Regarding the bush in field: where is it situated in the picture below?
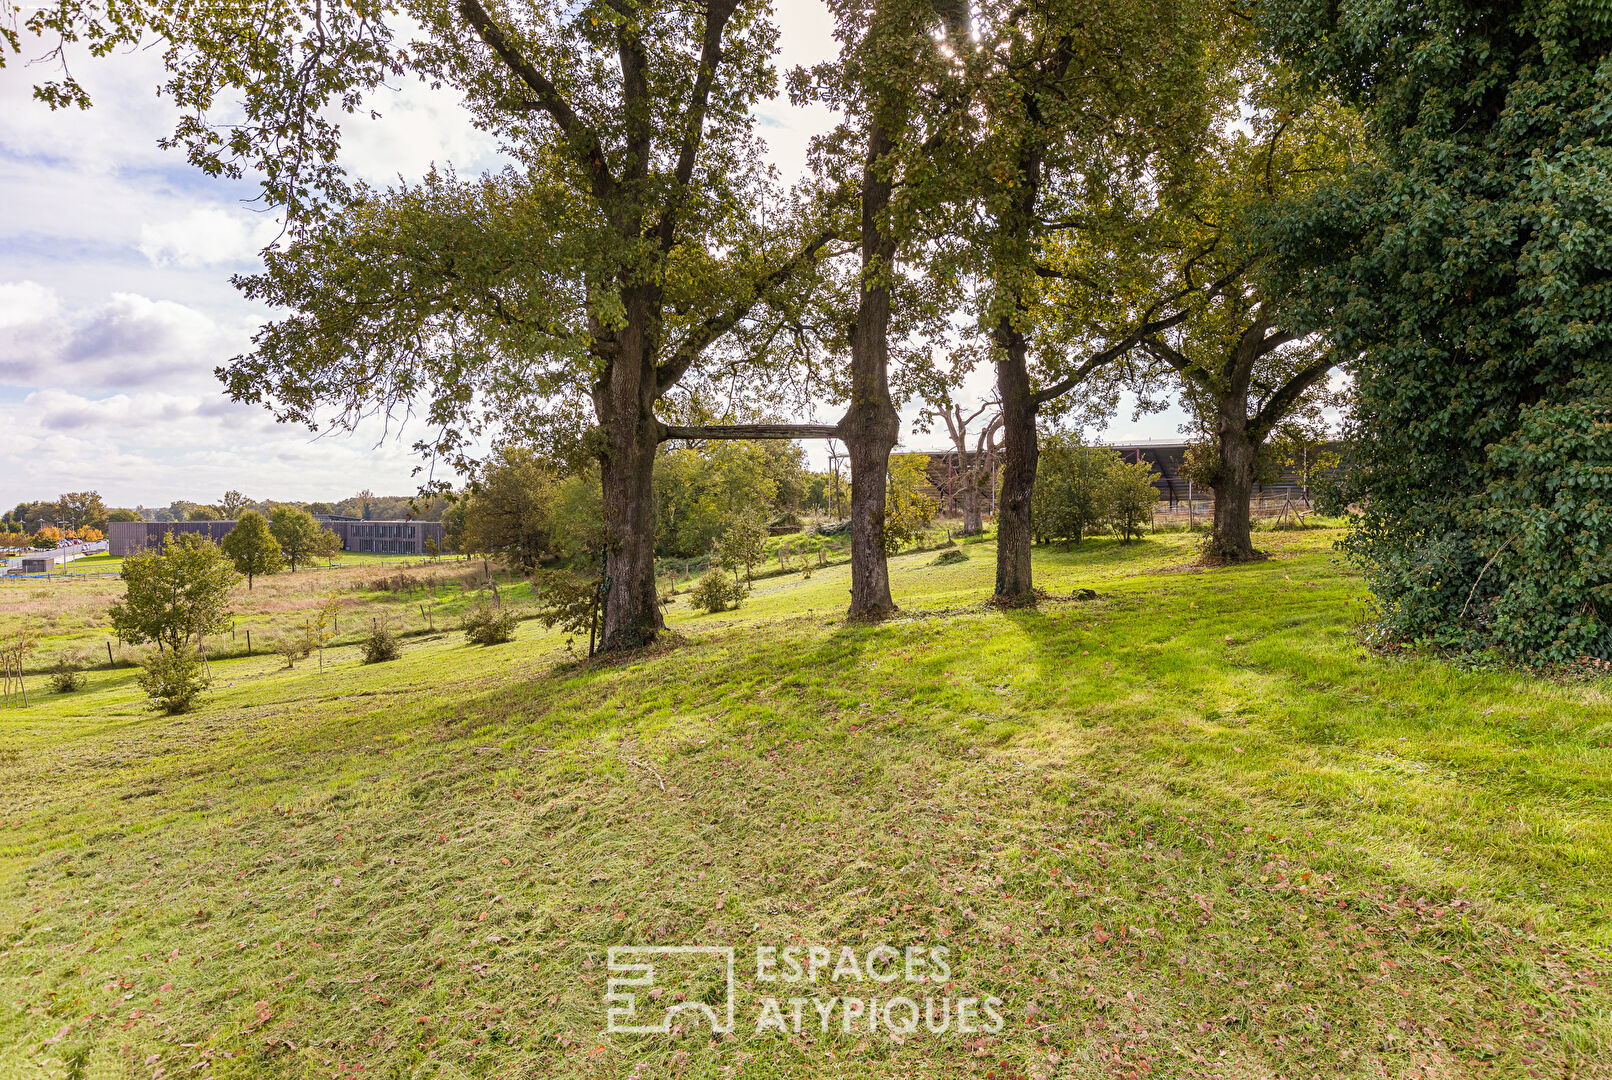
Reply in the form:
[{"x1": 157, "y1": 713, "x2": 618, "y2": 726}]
[
  {"x1": 1033, "y1": 435, "x2": 1160, "y2": 544},
  {"x1": 48, "y1": 657, "x2": 86, "y2": 693},
  {"x1": 463, "y1": 602, "x2": 517, "y2": 645},
  {"x1": 1106, "y1": 458, "x2": 1160, "y2": 542},
  {"x1": 361, "y1": 625, "x2": 400, "y2": 664},
  {"x1": 690, "y1": 567, "x2": 747, "y2": 613},
  {"x1": 882, "y1": 453, "x2": 939, "y2": 554},
  {"x1": 1032, "y1": 435, "x2": 1115, "y2": 545},
  {"x1": 137, "y1": 649, "x2": 210, "y2": 714},
  {"x1": 932, "y1": 548, "x2": 967, "y2": 566}
]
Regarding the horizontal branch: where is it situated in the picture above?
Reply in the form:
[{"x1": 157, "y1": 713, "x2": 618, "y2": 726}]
[{"x1": 659, "y1": 422, "x2": 841, "y2": 442}]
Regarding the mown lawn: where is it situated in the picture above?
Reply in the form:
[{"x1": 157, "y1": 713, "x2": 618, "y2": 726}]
[{"x1": 1, "y1": 527, "x2": 1609, "y2": 1079}]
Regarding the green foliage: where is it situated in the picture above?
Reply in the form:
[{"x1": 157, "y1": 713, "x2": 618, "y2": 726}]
[
  {"x1": 931, "y1": 548, "x2": 968, "y2": 565},
  {"x1": 715, "y1": 508, "x2": 769, "y2": 584},
  {"x1": 546, "y1": 471, "x2": 607, "y2": 565},
  {"x1": 689, "y1": 566, "x2": 748, "y2": 614},
  {"x1": 219, "y1": 510, "x2": 285, "y2": 588},
  {"x1": 456, "y1": 445, "x2": 561, "y2": 571},
  {"x1": 1106, "y1": 459, "x2": 1160, "y2": 542},
  {"x1": 1264, "y1": 0, "x2": 1612, "y2": 659},
  {"x1": 136, "y1": 648, "x2": 210, "y2": 715},
  {"x1": 1033, "y1": 438, "x2": 1159, "y2": 543},
  {"x1": 269, "y1": 506, "x2": 340, "y2": 571},
  {"x1": 882, "y1": 454, "x2": 939, "y2": 555},
  {"x1": 47, "y1": 658, "x2": 85, "y2": 694},
  {"x1": 655, "y1": 442, "x2": 807, "y2": 559},
  {"x1": 110, "y1": 533, "x2": 239, "y2": 655},
  {"x1": 462, "y1": 602, "x2": 516, "y2": 646},
  {"x1": 1033, "y1": 436, "x2": 1116, "y2": 545},
  {"x1": 532, "y1": 570, "x2": 601, "y2": 643},
  {"x1": 360, "y1": 624, "x2": 400, "y2": 664}
]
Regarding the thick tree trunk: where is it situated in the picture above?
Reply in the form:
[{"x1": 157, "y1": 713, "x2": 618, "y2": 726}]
[
  {"x1": 842, "y1": 401, "x2": 899, "y2": 618},
  {"x1": 597, "y1": 295, "x2": 666, "y2": 652},
  {"x1": 994, "y1": 324, "x2": 1037, "y2": 601},
  {"x1": 841, "y1": 120, "x2": 900, "y2": 621},
  {"x1": 1207, "y1": 415, "x2": 1259, "y2": 562}
]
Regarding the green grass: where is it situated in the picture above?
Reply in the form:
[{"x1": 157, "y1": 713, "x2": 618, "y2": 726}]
[{"x1": 2, "y1": 527, "x2": 1610, "y2": 1079}]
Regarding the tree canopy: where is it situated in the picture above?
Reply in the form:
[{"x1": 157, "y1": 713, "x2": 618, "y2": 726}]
[{"x1": 1263, "y1": 0, "x2": 1612, "y2": 659}]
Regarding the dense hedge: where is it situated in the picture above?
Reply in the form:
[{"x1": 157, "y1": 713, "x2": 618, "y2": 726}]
[{"x1": 1264, "y1": 0, "x2": 1612, "y2": 660}]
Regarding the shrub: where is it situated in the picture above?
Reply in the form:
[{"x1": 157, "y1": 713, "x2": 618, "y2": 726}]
[
  {"x1": 361, "y1": 625, "x2": 400, "y2": 664},
  {"x1": 932, "y1": 548, "x2": 968, "y2": 566},
  {"x1": 137, "y1": 649, "x2": 210, "y2": 714},
  {"x1": 1033, "y1": 436, "x2": 1116, "y2": 544},
  {"x1": 1105, "y1": 458, "x2": 1160, "y2": 542},
  {"x1": 275, "y1": 633, "x2": 313, "y2": 669},
  {"x1": 690, "y1": 567, "x2": 748, "y2": 614},
  {"x1": 463, "y1": 602, "x2": 517, "y2": 645},
  {"x1": 883, "y1": 454, "x2": 939, "y2": 554},
  {"x1": 48, "y1": 658, "x2": 86, "y2": 693}
]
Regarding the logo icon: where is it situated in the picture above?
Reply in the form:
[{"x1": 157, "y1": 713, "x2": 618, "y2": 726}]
[{"x1": 605, "y1": 946, "x2": 735, "y2": 1034}]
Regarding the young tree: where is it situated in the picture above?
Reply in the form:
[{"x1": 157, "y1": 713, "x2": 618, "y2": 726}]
[
  {"x1": 220, "y1": 491, "x2": 251, "y2": 518},
  {"x1": 219, "y1": 510, "x2": 286, "y2": 588},
  {"x1": 881, "y1": 453, "x2": 939, "y2": 554},
  {"x1": 269, "y1": 506, "x2": 340, "y2": 572},
  {"x1": 1105, "y1": 457, "x2": 1159, "y2": 542},
  {"x1": 716, "y1": 508, "x2": 769, "y2": 584},
  {"x1": 110, "y1": 533, "x2": 240, "y2": 654}
]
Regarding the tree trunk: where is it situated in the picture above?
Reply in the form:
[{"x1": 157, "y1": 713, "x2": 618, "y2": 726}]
[
  {"x1": 994, "y1": 323, "x2": 1037, "y2": 601},
  {"x1": 842, "y1": 400, "x2": 898, "y2": 619},
  {"x1": 1207, "y1": 415, "x2": 1259, "y2": 562},
  {"x1": 840, "y1": 119, "x2": 900, "y2": 621},
  {"x1": 597, "y1": 295, "x2": 667, "y2": 652},
  {"x1": 961, "y1": 469, "x2": 982, "y2": 536}
]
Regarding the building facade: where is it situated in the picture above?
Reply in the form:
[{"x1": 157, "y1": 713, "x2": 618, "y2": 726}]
[{"x1": 108, "y1": 518, "x2": 447, "y2": 558}]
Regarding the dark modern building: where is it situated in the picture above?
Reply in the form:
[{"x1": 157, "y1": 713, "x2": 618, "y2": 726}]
[{"x1": 108, "y1": 518, "x2": 447, "y2": 558}]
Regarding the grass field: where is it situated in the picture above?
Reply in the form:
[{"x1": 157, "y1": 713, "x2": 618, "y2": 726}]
[{"x1": 1, "y1": 526, "x2": 1609, "y2": 1079}]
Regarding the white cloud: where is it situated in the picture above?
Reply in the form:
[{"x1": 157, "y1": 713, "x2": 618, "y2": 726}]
[
  {"x1": 138, "y1": 208, "x2": 283, "y2": 268},
  {"x1": 0, "y1": 282, "x2": 247, "y2": 392}
]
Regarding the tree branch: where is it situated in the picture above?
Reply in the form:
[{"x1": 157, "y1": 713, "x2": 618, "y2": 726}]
[
  {"x1": 654, "y1": 0, "x2": 738, "y2": 249},
  {"x1": 655, "y1": 227, "x2": 839, "y2": 394},
  {"x1": 458, "y1": 0, "x2": 618, "y2": 203},
  {"x1": 1248, "y1": 353, "x2": 1337, "y2": 442},
  {"x1": 659, "y1": 422, "x2": 841, "y2": 442}
]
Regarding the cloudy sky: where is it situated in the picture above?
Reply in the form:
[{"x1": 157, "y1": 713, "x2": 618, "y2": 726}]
[{"x1": 0, "y1": 3, "x2": 1176, "y2": 512}]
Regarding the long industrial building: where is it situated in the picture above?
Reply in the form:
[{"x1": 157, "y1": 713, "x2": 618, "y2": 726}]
[{"x1": 108, "y1": 518, "x2": 447, "y2": 558}]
